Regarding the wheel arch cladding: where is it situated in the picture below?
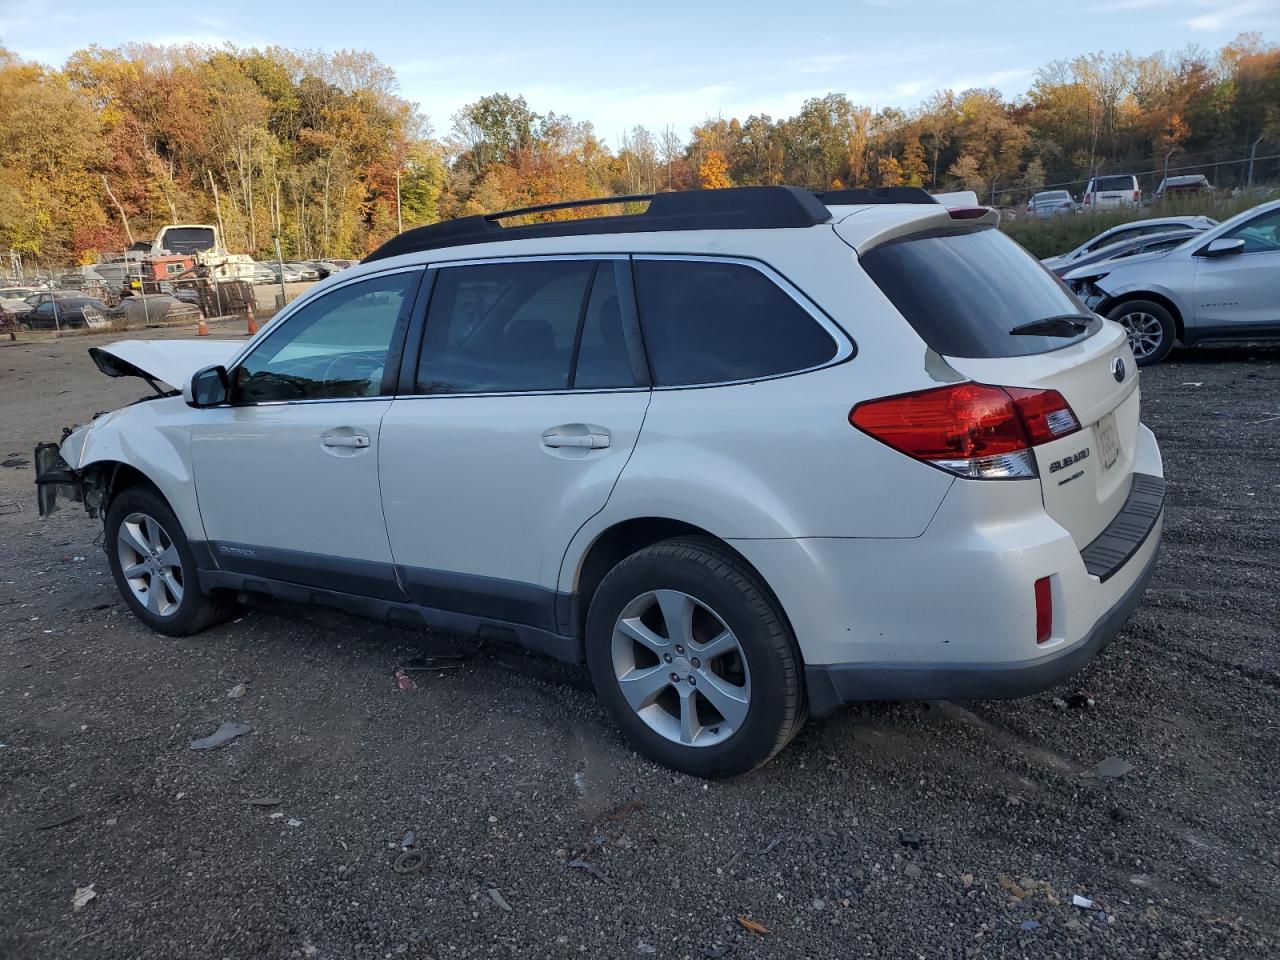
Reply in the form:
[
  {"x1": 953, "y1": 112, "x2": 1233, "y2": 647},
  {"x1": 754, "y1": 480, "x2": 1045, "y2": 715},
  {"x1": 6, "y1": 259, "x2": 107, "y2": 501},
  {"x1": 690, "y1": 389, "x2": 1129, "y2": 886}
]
[{"x1": 570, "y1": 518, "x2": 799, "y2": 656}]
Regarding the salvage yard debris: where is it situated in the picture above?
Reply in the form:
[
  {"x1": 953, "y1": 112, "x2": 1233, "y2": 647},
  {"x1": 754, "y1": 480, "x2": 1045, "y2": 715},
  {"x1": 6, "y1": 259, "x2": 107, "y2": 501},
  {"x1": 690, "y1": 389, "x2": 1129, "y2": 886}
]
[
  {"x1": 72, "y1": 884, "x2": 97, "y2": 910},
  {"x1": 188, "y1": 721, "x2": 251, "y2": 750},
  {"x1": 1081, "y1": 756, "x2": 1135, "y2": 780},
  {"x1": 392, "y1": 850, "x2": 428, "y2": 874},
  {"x1": 566, "y1": 856, "x2": 608, "y2": 883}
]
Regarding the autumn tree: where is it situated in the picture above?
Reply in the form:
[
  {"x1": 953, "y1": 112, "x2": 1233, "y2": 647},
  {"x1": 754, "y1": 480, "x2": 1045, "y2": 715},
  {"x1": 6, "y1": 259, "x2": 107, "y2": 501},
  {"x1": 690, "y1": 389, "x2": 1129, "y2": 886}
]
[{"x1": 698, "y1": 150, "x2": 733, "y2": 189}]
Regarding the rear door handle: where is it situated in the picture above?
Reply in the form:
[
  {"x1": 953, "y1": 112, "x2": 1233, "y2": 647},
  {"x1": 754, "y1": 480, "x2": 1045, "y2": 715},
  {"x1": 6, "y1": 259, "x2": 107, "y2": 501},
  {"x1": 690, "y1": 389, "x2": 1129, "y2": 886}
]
[
  {"x1": 322, "y1": 434, "x2": 370, "y2": 448},
  {"x1": 542, "y1": 429, "x2": 610, "y2": 449}
]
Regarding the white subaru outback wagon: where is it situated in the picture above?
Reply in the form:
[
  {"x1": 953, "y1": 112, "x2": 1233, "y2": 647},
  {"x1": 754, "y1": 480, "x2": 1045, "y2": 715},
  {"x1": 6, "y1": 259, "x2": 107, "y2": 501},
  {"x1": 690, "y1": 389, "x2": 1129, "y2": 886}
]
[{"x1": 35, "y1": 187, "x2": 1165, "y2": 778}]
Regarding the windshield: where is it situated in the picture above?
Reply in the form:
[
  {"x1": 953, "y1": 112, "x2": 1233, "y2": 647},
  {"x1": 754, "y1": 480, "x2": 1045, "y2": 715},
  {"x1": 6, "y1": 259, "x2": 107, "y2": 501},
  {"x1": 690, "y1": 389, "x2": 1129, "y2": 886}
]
[{"x1": 860, "y1": 226, "x2": 1099, "y2": 358}]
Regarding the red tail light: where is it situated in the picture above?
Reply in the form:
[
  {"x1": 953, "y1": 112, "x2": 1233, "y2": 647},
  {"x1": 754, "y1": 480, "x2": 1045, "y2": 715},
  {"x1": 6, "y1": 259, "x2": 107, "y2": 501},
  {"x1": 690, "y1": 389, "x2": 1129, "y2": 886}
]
[
  {"x1": 1035, "y1": 576, "x2": 1053, "y2": 644},
  {"x1": 1132, "y1": 190, "x2": 1140, "y2": 202},
  {"x1": 849, "y1": 383, "x2": 1080, "y2": 480},
  {"x1": 1005, "y1": 386, "x2": 1081, "y2": 444}
]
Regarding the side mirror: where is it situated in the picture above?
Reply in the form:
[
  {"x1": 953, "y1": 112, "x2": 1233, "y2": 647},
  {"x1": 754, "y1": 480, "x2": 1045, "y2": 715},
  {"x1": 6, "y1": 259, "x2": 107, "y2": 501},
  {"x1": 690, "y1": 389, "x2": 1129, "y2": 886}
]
[
  {"x1": 184, "y1": 364, "x2": 230, "y2": 408},
  {"x1": 1199, "y1": 237, "x2": 1245, "y2": 258}
]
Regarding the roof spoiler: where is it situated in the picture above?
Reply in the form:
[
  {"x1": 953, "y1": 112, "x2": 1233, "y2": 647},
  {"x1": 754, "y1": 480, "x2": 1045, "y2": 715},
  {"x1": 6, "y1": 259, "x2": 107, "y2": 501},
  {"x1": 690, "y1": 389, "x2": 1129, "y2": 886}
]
[{"x1": 816, "y1": 187, "x2": 939, "y2": 205}]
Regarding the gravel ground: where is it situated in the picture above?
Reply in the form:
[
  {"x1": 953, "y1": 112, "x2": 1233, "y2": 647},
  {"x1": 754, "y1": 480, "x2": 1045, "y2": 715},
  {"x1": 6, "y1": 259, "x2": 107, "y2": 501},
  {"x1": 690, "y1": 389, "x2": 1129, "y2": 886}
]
[{"x1": 1, "y1": 327, "x2": 1277, "y2": 959}]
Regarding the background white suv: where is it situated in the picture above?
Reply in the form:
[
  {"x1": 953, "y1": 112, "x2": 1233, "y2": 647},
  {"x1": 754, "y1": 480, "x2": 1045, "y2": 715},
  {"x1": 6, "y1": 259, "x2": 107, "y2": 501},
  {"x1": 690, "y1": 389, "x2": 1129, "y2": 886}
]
[
  {"x1": 1083, "y1": 174, "x2": 1141, "y2": 210},
  {"x1": 1064, "y1": 199, "x2": 1280, "y2": 364},
  {"x1": 36, "y1": 187, "x2": 1165, "y2": 778}
]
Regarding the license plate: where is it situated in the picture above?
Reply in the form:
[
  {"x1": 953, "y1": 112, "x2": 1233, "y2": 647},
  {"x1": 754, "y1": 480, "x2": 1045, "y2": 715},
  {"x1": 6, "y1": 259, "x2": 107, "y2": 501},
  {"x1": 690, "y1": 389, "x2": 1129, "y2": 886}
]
[{"x1": 1096, "y1": 412, "x2": 1120, "y2": 471}]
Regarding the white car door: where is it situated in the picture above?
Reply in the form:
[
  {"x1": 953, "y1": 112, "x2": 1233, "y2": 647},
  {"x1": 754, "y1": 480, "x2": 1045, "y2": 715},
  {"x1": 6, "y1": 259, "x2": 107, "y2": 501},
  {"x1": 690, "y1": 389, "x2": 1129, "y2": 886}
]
[
  {"x1": 378, "y1": 257, "x2": 650, "y2": 645},
  {"x1": 191, "y1": 267, "x2": 424, "y2": 599},
  {"x1": 1193, "y1": 207, "x2": 1280, "y2": 334}
]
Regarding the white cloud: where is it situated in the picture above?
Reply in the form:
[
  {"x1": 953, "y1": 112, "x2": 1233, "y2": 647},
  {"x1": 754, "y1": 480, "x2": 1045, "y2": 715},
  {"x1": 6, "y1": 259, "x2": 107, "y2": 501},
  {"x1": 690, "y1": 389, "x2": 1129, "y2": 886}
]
[{"x1": 1188, "y1": 0, "x2": 1266, "y2": 31}]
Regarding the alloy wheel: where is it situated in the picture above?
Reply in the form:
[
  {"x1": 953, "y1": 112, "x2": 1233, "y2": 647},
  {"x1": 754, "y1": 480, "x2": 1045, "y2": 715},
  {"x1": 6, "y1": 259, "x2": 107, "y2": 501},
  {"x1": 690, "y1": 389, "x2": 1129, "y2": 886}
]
[
  {"x1": 117, "y1": 512, "x2": 184, "y2": 617},
  {"x1": 1117, "y1": 310, "x2": 1164, "y2": 360},
  {"x1": 610, "y1": 589, "x2": 751, "y2": 747}
]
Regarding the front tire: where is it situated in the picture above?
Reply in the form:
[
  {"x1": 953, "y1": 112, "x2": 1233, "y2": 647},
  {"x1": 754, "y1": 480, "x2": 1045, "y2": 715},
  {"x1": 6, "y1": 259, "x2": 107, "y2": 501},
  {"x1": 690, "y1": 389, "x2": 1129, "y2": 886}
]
[
  {"x1": 1108, "y1": 299, "x2": 1176, "y2": 366},
  {"x1": 105, "y1": 485, "x2": 232, "y2": 636},
  {"x1": 585, "y1": 537, "x2": 805, "y2": 778}
]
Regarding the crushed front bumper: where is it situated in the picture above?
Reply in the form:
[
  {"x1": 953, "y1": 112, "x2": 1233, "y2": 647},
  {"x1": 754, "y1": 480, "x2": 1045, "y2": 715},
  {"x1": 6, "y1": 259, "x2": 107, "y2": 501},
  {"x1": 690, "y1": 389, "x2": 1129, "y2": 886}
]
[{"x1": 33, "y1": 441, "x2": 85, "y2": 517}]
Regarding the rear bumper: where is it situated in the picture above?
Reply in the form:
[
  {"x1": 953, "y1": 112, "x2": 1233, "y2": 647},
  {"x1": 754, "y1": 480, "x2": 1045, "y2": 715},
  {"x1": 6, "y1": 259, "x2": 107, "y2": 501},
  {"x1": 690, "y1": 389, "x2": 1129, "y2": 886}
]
[{"x1": 803, "y1": 526, "x2": 1160, "y2": 714}]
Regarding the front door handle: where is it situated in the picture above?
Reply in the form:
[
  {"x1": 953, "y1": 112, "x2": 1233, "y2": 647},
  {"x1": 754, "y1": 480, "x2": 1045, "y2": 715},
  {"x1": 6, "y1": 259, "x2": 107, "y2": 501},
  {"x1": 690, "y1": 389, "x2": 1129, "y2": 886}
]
[
  {"x1": 543, "y1": 428, "x2": 610, "y2": 449},
  {"x1": 322, "y1": 434, "x2": 370, "y2": 448}
]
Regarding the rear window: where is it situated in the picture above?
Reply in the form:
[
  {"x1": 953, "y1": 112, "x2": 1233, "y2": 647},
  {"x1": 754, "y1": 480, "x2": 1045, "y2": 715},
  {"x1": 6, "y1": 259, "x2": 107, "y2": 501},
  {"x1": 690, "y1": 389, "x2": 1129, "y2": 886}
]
[
  {"x1": 860, "y1": 227, "x2": 1098, "y2": 358},
  {"x1": 1094, "y1": 176, "x2": 1135, "y2": 193},
  {"x1": 632, "y1": 259, "x2": 838, "y2": 386}
]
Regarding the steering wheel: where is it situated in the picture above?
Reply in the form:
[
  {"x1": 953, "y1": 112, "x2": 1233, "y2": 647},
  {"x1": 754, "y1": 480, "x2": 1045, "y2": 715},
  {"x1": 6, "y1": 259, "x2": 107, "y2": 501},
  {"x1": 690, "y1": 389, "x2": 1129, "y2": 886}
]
[{"x1": 322, "y1": 353, "x2": 385, "y2": 396}]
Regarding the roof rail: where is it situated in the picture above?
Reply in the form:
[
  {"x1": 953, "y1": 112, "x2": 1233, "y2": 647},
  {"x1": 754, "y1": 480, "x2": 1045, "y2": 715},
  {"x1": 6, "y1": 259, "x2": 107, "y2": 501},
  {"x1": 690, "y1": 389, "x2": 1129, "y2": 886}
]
[
  {"x1": 815, "y1": 187, "x2": 939, "y2": 205},
  {"x1": 362, "y1": 186, "x2": 832, "y2": 262}
]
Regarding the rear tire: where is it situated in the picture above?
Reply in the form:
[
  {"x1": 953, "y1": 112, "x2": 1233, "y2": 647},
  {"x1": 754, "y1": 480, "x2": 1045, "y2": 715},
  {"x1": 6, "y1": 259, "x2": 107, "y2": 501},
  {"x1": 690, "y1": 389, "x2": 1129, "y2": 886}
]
[
  {"x1": 1108, "y1": 299, "x2": 1176, "y2": 366},
  {"x1": 105, "y1": 485, "x2": 233, "y2": 636},
  {"x1": 585, "y1": 537, "x2": 805, "y2": 778}
]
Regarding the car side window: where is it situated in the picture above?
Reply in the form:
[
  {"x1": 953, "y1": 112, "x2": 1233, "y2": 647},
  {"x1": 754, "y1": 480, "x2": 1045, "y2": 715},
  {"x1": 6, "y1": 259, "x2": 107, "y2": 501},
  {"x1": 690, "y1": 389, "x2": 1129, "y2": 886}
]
[
  {"x1": 233, "y1": 270, "x2": 418, "y2": 404},
  {"x1": 632, "y1": 259, "x2": 838, "y2": 386},
  {"x1": 1221, "y1": 209, "x2": 1280, "y2": 254},
  {"x1": 416, "y1": 259, "x2": 634, "y2": 393}
]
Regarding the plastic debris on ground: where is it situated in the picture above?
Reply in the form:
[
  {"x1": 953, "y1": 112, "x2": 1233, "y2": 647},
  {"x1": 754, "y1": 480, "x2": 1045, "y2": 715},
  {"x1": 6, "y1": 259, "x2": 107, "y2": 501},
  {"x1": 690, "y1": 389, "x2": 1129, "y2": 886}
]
[
  {"x1": 1067, "y1": 689, "x2": 1095, "y2": 709},
  {"x1": 72, "y1": 884, "x2": 97, "y2": 910},
  {"x1": 393, "y1": 668, "x2": 417, "y2": 691},
  {"x1": 189, "y1": 721, "x2": 252, "y2": 751},
  {"x1": 487, "y1": 887, "x2": 512, "y2": 912},
  {"x1": 226, "y1": 682, "x2": 248, "y2": 699},
  {"x1": 736, "y1": 916, "x2": 769, "y2": 935},
  {"x1": 392, "y1": 849, "x2": 428, "y2": 874},
  {"x1": 1072, "y1": 894, "x2": 1096, "y2": 909},
  {"x1": 1081, "y1": 756, "x2": 1134, "y2": 780},
  {"x1": 1020, "y1": 919, "x2": 1041, "y2": 931},
  {"x1": 897, "y1": 829, "x2": 922, "y2": 849},
  {"x1": 567, "y1": 857, "x2": 608, "y2": 883}
]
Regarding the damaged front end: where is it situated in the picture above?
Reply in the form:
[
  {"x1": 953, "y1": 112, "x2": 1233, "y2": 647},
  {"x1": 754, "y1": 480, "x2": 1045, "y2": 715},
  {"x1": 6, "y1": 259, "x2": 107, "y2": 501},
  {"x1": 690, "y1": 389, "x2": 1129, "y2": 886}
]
[{"x1": 33, "y1": 438, "x2": 99, "y2": 517}]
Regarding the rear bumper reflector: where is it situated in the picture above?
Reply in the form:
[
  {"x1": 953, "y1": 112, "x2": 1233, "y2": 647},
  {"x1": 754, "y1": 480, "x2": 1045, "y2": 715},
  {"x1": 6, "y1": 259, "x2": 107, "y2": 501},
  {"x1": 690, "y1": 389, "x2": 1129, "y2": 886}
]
[{"x1": 1034, "y1": 577, "x2": 1052, "y2": 644}]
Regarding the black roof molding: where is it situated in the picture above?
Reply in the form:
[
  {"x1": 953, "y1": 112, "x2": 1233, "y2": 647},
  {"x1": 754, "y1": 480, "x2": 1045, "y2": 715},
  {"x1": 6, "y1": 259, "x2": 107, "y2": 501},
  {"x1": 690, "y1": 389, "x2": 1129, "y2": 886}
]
[
  {"x1": 816, "y1": 187, "x2": 939, "y2": 205},
  {"x1": 363, "y1": 186, "x2": 833, "y2": 263}
]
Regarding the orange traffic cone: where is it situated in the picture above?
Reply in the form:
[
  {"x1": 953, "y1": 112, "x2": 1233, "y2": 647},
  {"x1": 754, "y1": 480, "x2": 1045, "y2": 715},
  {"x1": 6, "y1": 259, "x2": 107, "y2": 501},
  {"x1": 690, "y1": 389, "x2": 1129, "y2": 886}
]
[
  {"x1": 246, "y1": 301, "x2": 259, "y2": 336},
  {"x1": 197, "y1": 315, "x2": 209, "y2": 337}
]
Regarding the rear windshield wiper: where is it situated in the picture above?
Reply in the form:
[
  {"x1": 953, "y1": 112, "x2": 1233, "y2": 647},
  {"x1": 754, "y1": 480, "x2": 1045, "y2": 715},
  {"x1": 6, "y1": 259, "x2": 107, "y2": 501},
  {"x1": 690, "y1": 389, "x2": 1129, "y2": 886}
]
[{"x1": 1009, "y1": 314, "x2": 1093, "y2": 338}]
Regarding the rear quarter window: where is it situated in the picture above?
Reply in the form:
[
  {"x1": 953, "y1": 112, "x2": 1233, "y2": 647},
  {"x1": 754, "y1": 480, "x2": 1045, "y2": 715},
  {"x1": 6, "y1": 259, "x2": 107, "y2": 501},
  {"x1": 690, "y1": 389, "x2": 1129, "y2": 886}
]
[
  {"x1": 632, "y1": 259, "x2": 838, "y2": 386},
  {"x1": 860, "y1": 226, "x2": 1098, "y2": 358}
]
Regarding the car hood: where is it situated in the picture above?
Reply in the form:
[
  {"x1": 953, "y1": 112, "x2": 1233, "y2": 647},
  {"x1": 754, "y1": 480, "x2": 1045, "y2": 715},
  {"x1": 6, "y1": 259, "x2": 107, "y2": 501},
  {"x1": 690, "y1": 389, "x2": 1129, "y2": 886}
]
[
  {"x1": 1060, "y1": 247, "x2": 1178, "y2": 281},
  {"x1": 88, "y1": 339, "x2": 242, "y2": 389}
]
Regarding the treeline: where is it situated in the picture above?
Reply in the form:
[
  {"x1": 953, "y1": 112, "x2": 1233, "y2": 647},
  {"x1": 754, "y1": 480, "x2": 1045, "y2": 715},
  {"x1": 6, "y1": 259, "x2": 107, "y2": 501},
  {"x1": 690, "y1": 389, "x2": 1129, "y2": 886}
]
[{"x1": 1, "y1": 34, "x2": 1277, "y2": 265}]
